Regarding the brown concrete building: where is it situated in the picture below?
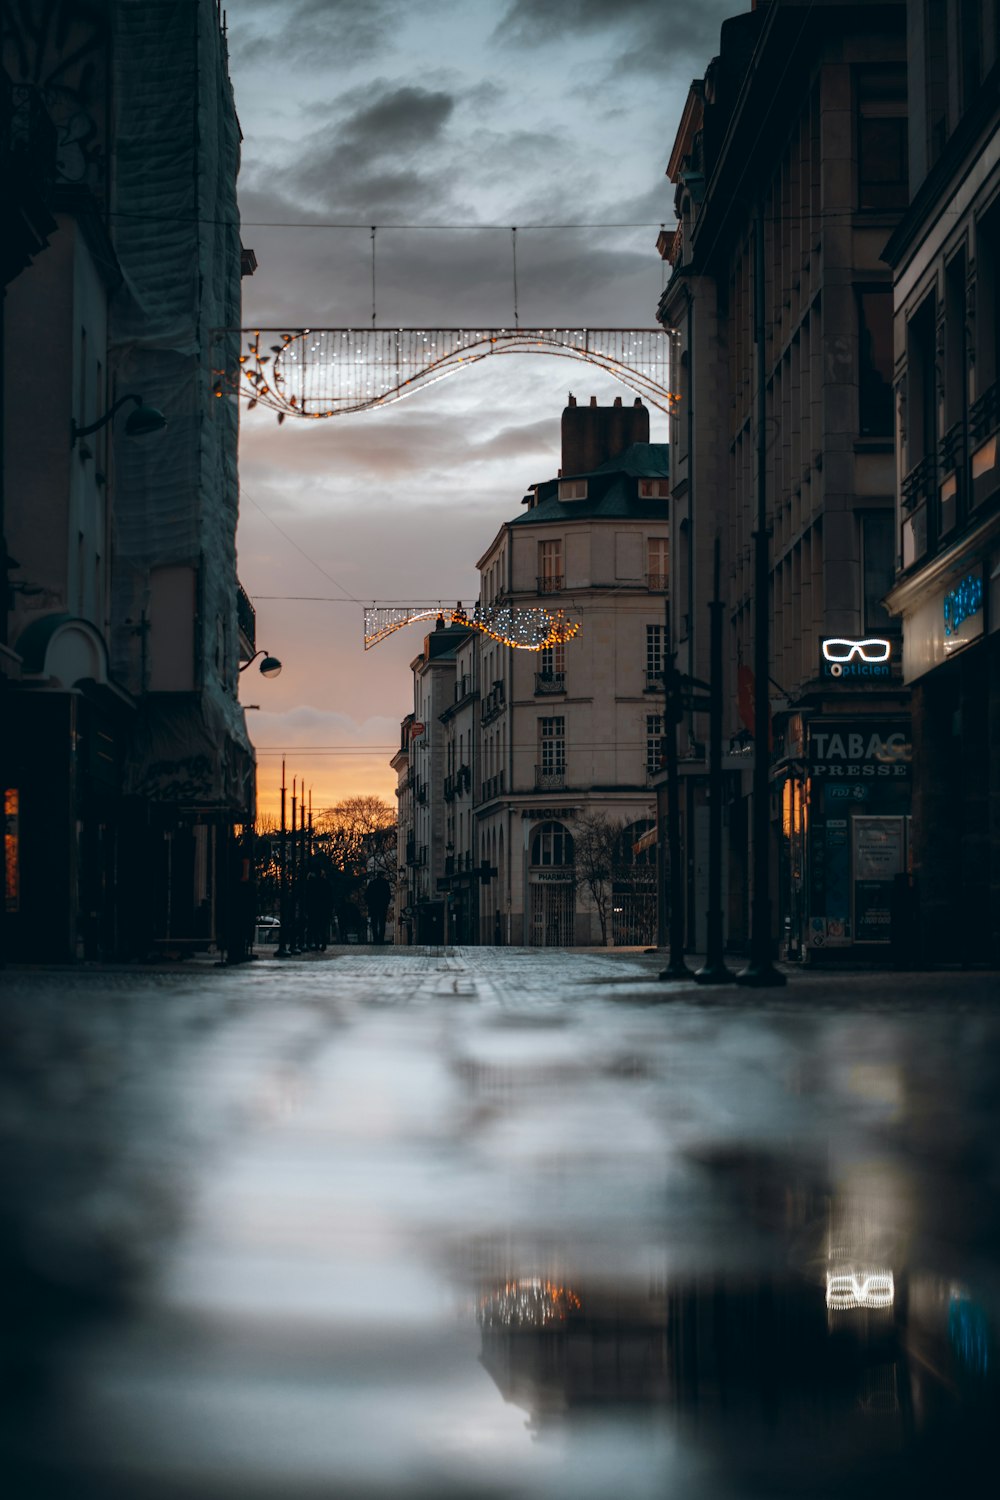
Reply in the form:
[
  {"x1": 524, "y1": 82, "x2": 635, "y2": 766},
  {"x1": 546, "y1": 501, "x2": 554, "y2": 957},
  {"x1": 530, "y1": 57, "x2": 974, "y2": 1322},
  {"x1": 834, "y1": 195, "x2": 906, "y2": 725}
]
[
  {"x1": 883, "y1": 0, "x2": 1000, "y2": 965},
  {"x1": 657, "y1": 0, "x2": 912, "y2": 963}
]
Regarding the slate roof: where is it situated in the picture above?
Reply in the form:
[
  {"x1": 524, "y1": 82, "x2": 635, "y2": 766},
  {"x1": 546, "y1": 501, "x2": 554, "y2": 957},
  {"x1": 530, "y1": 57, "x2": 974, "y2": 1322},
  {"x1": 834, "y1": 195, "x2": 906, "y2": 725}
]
[{"x1": 509, "y1": 442, "x2": 669, "y2": 527}]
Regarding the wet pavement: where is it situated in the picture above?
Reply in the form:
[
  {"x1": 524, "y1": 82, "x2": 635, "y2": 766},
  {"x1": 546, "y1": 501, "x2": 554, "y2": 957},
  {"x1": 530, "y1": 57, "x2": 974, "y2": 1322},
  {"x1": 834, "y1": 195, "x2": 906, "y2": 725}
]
[{"x1": 1, "y1": 947, "x2": 998, "y2": 1498}]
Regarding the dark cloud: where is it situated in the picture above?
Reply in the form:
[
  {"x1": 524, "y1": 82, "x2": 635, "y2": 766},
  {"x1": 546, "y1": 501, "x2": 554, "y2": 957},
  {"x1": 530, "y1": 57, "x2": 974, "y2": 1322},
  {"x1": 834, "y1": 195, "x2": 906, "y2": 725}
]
[
  {"x1": 493, "y1": 0, "x2": 751, "y2": 77},
  {"x1": 228, "y1": 0, "x2": 402, "y2": 69}
]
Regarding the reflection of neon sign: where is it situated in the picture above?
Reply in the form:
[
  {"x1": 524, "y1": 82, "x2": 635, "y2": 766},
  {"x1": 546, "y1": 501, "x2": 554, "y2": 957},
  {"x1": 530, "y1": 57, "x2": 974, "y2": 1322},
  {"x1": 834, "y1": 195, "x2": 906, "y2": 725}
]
[
  {"x1": 826, "y1": 1270, "x2": 895, "y2": 1310},
  {"x1": 821, "y1": 639, "x2": 892, "y2": 679},
  {"x1": 943, "y1": 573, "x2": 982, "y2": 638}
]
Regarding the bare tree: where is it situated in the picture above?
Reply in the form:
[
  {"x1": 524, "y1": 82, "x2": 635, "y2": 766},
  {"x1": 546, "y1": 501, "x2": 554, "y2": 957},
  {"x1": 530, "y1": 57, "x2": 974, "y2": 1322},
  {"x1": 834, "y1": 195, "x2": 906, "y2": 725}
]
[
  {"x1": 573, "y1": 812, "x2": 629, "y2": 946},
  {"x1": 314, "y1": 795, "x2": 397, "y2": 885}
]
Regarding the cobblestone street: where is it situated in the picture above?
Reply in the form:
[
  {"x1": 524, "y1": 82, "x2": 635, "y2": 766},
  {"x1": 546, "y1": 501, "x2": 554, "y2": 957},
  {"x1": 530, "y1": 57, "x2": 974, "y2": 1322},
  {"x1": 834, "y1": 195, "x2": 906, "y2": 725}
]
[{"x1": 2, "y1": 948, "x2": 999, "y2": 1498}]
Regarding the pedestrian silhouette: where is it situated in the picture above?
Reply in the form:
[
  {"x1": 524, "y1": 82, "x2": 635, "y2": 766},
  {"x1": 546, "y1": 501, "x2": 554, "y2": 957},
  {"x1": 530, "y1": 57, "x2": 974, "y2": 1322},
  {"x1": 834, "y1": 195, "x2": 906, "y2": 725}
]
[{"x1": 365, "y1": 874, "x2": 391, "y2": 944}]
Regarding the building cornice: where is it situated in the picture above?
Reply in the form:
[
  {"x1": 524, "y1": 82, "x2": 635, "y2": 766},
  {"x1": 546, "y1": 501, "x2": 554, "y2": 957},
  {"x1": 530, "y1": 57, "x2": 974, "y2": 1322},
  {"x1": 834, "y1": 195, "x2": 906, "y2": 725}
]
[{"x1": 884, "y1": 507, "x2": 1000, "y2": 616}]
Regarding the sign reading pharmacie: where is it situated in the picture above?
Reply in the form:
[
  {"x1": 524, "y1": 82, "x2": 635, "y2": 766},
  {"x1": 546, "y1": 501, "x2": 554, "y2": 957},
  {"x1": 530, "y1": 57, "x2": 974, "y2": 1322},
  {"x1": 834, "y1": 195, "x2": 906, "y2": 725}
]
[{"x1": 807, "y1": 719, "x2": 911, "y2": 778}]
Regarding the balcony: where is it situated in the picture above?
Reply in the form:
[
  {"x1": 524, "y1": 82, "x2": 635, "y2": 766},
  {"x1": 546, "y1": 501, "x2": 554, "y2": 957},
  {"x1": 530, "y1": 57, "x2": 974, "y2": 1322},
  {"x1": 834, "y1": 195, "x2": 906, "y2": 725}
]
[
  {"x1": 480, "y1": 771, "x2": 505, "y2": 802},
  {"x1": 536, "y1": 574, "x2": 564, "y2": 594},
  {"x1": 236, "y1": 580, "x2": 256, "y2": 655},
  {"x1": 481, "y1": 681, "x2": 506, "y2": 723},
  {"x1": 644, "y1": 670, "x2": 664, "y2": 692},
  {"x1": 646, "y1": 572, "x2": 668, "y2": 592},
  {"x1": 535, "y1": 765, "x2": 566, "y2": 791},
  {"x1": 443, "y1": 774, "x2": 456, "y2": 802},
  {"x1": 534, "y1": 671, "x2": 566, "y2": 694}
]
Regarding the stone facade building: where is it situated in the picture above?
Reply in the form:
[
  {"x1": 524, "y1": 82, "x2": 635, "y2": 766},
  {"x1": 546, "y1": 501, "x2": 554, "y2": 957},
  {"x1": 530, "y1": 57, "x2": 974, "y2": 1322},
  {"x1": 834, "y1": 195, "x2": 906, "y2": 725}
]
[
  {"x1": 883, "y1": 0, "x2": 1000, "y2": 963},
  {"x1": 657, "y1": 0, "x2": 913, "y2": 963},
  {"x1": 395, "y1": 399, "x2": 667, "y2": 946},
  {"x1": 1, "y1": 2, "x2": 256, "y2": 961}
]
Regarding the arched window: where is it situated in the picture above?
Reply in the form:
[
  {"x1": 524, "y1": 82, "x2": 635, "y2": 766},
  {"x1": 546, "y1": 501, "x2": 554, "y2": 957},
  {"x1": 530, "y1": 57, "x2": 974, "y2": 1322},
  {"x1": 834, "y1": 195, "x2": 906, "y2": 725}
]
[{"x1": 531, "y1": 820, "x2": 575, "y2": 868}]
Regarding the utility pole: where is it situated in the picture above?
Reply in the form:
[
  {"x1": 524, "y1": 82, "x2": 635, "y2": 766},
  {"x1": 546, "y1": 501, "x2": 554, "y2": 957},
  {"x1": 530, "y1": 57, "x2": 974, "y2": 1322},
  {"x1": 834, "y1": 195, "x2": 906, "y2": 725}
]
[
  {"x1": 277, "y1": 759, "x2": 289, "y2": 958},
  {"x1": 695, "y1": 536, "x2": 733, "y2": 984},
  {"x1": 737, "y1": 205, "x2": 786, "y2": 987},
  {"x1": 659, "y1": 598, "x2": 692, "y2": 981}
]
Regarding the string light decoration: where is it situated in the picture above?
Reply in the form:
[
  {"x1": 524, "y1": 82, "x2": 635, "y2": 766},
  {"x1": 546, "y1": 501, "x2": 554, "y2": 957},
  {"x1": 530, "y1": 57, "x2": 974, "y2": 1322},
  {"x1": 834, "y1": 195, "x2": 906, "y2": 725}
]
[
  {"x1": 364, "y1": 600, "x2": 581, "y2": 651},
  {"x1": 477, "y1": 1278, "x2": 582, "y2": 1330},
  {"x1": 214, "y1": 327, "x2": 679, "y2": 421}
]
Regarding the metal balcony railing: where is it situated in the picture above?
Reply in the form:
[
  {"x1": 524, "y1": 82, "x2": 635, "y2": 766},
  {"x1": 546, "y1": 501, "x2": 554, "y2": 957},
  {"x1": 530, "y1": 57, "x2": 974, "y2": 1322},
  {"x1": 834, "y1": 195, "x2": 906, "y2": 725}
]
[
  {"x1": 480, "y1": 772, "x2": 505, "y2": 802},
  {"x1": 534, "y1": 671, "x2": 566, "y2": 694},
  {"x1": 536, "y1": 574, "x2": 564, "y2": 594},
  {"x1": 236, "y1": 580, "x2": 256, "y2": 652},
  {"x1": 645, "y1": 669, "x2": 664, "y2": 692},
  {"x1": 535, "y1": 764, "x2": 566, "y2": 791},
  {"x1": 646, "y1": 572, "x2": 668, "y2": 592}
]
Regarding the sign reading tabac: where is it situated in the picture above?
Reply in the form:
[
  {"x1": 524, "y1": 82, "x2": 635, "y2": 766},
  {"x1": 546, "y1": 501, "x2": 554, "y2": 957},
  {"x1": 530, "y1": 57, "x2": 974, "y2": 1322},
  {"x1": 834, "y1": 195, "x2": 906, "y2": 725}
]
[{"x1": 807, "y1": 720, "x2": 911, "y2": 778}]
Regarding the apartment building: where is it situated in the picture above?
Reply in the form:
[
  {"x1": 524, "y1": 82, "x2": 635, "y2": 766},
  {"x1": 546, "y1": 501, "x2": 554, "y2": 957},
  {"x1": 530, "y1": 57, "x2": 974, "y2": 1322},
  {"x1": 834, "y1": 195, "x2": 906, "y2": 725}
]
[
  {"x1": 1, "y1": 2, "x2": 255, "y2": 960},
  {"x1": 883, "y1": 0, "x2": 1000, "y2": 963},
  {"x1": 395, "y1": 398, "x2": 667, "y2": 947},
  {"x1": 657, "y1": 0, "x2": 912, "y2": 963}
]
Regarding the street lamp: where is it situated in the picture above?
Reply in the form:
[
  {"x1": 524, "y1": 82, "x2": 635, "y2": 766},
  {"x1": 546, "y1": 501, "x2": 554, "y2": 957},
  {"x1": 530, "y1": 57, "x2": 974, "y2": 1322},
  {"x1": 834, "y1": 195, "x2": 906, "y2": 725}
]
[
  {"x1": 70, "y1": 392, "x2": 167, "y2": 447},
  {"x1": 240, "y1": 648, "x2": 282, "y2": 678}
]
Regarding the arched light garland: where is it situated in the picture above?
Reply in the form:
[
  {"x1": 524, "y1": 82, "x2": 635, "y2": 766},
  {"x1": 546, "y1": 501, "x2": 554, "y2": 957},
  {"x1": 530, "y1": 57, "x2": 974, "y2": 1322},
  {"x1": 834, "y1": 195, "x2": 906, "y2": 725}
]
[
  {"x1": 364, "y1": 600, "x2": 581, "y2": 651},
  {"x1": 477, "y1": 1277, "x2": 582, "y2": 1330},
  {"x1": 214, "y1": 327, "x2": 678, "y2": 420}
]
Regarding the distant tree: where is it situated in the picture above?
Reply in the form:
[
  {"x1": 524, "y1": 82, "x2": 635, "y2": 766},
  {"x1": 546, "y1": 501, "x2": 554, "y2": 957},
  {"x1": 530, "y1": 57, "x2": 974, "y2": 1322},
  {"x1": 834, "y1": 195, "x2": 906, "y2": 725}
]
[
  {"x1": 314, "y1": 795, "x2": 397, "y2": 893},
  {"x1": 573, "y1": 812, "x2": 629, "y2": 946}
]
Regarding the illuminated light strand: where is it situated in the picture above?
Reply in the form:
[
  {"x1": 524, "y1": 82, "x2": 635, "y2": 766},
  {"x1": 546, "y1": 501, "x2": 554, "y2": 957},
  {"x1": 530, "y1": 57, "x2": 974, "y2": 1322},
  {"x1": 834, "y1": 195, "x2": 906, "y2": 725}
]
[
  {"x1": 213, "y1": 327, "x2": 678, "y2": 420},
  {"x1": 477, "y1": 1277, "x2": 583, "y2": 1329},
  {"x1": 363, "y1": 601, "x2": 581, "y2": 651}
]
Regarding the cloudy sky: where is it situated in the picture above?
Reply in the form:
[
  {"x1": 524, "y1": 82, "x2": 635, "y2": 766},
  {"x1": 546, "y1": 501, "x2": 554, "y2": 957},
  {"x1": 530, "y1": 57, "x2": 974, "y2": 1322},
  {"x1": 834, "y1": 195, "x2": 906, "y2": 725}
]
[{"x1": 228, "y1": 0, "x2": 749, "y2": 817}]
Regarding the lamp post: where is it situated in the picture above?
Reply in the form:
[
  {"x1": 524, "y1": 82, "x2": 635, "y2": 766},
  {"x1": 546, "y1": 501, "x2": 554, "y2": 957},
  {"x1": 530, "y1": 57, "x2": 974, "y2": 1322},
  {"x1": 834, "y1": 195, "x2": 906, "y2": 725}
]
[
  {"x1": 70, "y1": 392, "x2": 167, "y2": 447},
  {"x1": 239, "y1": 649, "x2": 282, "y2": 677},
  {"x1": 736, "y1": 205, "x2": 786, "y2": 988}
]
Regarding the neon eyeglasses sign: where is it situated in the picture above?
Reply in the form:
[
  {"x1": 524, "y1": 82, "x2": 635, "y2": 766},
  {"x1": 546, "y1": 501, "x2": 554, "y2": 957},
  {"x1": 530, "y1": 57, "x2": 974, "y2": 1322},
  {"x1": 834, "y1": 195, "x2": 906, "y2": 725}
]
[{"x1": 821, "y1": 638, "x2": 892, "y2": 679}]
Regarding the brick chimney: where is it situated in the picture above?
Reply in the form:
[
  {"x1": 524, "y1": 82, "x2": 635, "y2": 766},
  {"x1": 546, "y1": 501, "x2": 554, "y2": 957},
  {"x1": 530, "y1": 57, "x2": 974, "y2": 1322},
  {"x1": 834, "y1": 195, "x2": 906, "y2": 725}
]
[{"x1": 561, "y1": 394, "x2": 649, "y2": 476}]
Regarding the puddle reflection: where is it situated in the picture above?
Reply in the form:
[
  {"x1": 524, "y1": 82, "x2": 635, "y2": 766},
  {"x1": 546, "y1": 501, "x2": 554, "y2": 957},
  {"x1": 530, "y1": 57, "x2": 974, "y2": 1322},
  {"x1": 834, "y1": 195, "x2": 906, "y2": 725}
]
[{"x1": 475, "y1": 1211, "x2": 996, "y2": 1495}]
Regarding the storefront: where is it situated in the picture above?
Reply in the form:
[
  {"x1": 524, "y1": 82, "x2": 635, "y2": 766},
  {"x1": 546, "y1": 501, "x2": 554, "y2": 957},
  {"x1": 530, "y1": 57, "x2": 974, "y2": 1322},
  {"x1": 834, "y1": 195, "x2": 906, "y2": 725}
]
[{"x1": 779, "y1": 715, "x2": 912, "y2": 961}]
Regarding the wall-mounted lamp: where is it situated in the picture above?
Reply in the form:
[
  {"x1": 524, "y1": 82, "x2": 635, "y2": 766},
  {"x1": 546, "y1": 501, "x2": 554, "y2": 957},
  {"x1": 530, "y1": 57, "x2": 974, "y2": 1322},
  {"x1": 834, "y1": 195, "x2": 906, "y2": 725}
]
[
  {"x1": 71, "y1": 392, "x2": 167, "y2": 448},
  {"x1": 240, "y1": 648, "x2": 282, "y2": 678}
]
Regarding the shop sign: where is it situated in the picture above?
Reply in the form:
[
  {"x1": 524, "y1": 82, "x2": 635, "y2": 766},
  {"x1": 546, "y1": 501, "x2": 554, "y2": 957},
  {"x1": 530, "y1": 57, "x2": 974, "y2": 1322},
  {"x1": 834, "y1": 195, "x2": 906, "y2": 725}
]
[
  {"x1": 943, "y1": 572, "x2": 983, "y2": 650},
  {"x1": 820, "y1": 637, "x2": 892, "y2": 680},
  {"x1": 808, "y1": 722, "x2": 911, "y2": 778},
  {"x1": 902, "y1": 566, "x2": 985, "y2": 682}
]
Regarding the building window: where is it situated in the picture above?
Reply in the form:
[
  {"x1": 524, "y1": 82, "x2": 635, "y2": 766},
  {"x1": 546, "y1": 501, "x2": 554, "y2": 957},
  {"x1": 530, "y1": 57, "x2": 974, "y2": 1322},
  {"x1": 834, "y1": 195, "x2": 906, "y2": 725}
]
[
  {"x1": 531, "y1": 820, "x2": 574, "y2": 867},
  {"x1": 638, "y1": 478, "x2": 669, "y2": 498},
  {"x1": 538, "y1": 539, "x2": 563, "y2": 592},
  {"x1": 536, "y1": 640, "x2": 566, "y2": 694},
  {"x1": 646, "y1": 623, "x2": 665, "y2": 688},
  {"x1": 861, "y1": 510, "x2": 896, "y2": 629},
  {"x1": 647, "y1": 536, "x2": 669, "y2": 589},
  {"x1": 857, "y1": 68, "x2": 908, "y2": 210},
  {"x1": 539, "y1": 716, "x2": 565, "y2": 775},
  {"x1": 540, "y1": 641, "x2": 565, "y2": 678},
  {"x1": 646, "y1": 714, "x2": 663, "y2": 774},
  {"x1": 558, "y1": 479, "x2": 588, "y2": 501},
  {"x1": 858, "y1": 289, "x2": 894, "y2": 436}
]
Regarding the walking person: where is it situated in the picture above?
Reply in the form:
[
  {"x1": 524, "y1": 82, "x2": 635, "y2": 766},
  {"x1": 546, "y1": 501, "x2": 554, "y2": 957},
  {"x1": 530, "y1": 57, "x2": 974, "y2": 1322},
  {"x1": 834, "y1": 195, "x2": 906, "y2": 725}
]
[{"x1": 365, "y1": 873, "x2": 391, "y2": 944}]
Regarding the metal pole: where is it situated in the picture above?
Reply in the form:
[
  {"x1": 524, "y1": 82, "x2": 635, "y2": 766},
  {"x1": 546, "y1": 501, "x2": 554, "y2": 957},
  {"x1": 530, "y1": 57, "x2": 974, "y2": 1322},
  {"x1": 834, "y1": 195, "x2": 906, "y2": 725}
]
[
  {"x1": 696, "y1": 536, "x2": 733, "y2": 983},
  {"x1": 277, "y1": 758, "x2": 289, "y2": 957},
  {"x1": 660, "y1": 597, "x2": 692, "y2": 981},
  {"x1": 290, "y1": 778, "x2": 300, "y2": 953},
  {"x1": 737, "y1": 204, "x2": 786, "y2": 987}
]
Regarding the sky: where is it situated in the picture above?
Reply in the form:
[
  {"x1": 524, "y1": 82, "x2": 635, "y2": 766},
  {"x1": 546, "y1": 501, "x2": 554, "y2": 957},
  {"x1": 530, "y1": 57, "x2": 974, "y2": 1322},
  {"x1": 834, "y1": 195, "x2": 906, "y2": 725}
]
[{"x1": 227, "y1": 0, "x2": 750, "y2": 819}]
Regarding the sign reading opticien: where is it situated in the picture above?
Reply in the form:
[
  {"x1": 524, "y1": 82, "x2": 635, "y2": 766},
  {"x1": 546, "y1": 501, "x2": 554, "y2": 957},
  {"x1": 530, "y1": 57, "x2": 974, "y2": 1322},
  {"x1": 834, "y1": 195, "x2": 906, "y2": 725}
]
[{"x1": 820, "y1": 638, "x2": 892, "y2": 680}]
